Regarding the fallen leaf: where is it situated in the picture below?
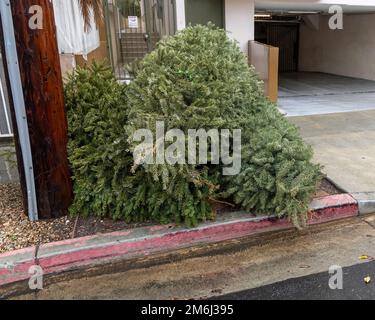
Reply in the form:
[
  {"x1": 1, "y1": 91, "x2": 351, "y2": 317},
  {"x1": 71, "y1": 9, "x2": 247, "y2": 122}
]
[
  {"x1": 359, "y1": 255, "x2": 374, "y2": 261},
  {"x1": 364, "y1": 276, "x2": 371, "y2": 284}
]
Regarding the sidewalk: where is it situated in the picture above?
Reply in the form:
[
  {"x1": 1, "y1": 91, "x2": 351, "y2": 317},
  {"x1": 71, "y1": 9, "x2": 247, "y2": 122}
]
[{"x1": 290, "y1": 110, "x2": 375, "y2": 193}]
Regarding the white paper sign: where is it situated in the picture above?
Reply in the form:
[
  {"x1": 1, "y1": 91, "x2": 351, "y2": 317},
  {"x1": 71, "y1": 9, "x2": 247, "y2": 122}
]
[{"x1": 128, "y1": 16, "x2": 139, "y2": 29}]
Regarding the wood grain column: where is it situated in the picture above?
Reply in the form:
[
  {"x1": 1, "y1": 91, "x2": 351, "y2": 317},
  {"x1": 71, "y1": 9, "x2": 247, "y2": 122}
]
[{"x1": 9, "y1": 0, "x2": 72, "y2": 218}]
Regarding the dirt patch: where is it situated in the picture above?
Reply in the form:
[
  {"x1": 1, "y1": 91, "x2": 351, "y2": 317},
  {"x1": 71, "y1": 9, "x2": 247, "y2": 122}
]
[
  {"x1": 0, "y1": 183, "x2": 153, "y2": 254},
  {"x1": 315, "y1": 178, "x2": 342, "y2": 198},
  {"x1": 0, "y1": 183, "x2": 72, "y2": 253},
  {"x1": 0, "y1": 179, "x2": 341, "y2": 254}
]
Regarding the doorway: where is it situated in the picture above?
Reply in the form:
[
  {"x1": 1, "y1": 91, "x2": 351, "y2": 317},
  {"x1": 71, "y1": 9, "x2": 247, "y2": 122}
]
[{"x1": 255, "y1": 21, "x2": 299, "y2": 73}]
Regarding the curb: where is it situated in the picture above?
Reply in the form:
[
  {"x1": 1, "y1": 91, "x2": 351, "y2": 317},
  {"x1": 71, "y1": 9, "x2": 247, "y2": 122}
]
[
  {"x1": 350, "y1": 192, "x2": 375, "y2": 215},
  {"x1": 0, "y1": 193, "x2": 369, "y2": 288}
]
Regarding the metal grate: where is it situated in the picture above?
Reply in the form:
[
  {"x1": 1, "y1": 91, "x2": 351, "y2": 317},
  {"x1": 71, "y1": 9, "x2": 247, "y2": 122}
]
[
  {"x1": 105, "y1": 0, "x2": 175, "y2": 81},
  {"x1": 120, "y1": 29, "x2": 159, "y2": 65},
  {"x1": 0, "y1": 53, "x2": 12, "y2": 138}
]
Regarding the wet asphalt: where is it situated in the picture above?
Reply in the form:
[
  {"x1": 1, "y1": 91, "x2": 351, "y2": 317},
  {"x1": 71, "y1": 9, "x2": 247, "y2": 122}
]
[{"x1": 216, "y1": 260, "x2": 375, "y2": 300}]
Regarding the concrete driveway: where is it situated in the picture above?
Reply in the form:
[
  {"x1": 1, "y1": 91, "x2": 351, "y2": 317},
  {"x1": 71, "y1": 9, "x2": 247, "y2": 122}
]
[
  {"x1": 279, "y1": 72, "x2": 375, "y2": 117},
  {"x1": 290, "y1": 110, "x2": 375, "y2": 193}
]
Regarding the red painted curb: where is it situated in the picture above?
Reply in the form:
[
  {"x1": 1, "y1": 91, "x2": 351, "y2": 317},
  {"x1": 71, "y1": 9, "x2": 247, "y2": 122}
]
[
  {"x1": 308, "y1": 194, "x2": 358, "y2": 224},
  {"x1": 0, "y1": 194, "x2": 359, "y2": 288}
]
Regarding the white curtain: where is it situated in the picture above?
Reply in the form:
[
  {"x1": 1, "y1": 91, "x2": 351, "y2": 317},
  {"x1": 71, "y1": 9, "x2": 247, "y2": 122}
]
[{"x1": 53, "y1": 0, "x2": 100, "y2": 57}]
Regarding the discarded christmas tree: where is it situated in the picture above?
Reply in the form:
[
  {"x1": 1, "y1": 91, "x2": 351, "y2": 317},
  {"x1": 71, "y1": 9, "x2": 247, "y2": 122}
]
[{"x1": 66, "y1": 25, "x2": 321, "y2": 228}]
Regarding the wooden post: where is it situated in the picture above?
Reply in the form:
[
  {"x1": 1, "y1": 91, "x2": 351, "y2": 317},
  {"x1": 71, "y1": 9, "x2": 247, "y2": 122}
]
[{"x1": 5, "y1": 0, "x2": 72, "y2": 219}]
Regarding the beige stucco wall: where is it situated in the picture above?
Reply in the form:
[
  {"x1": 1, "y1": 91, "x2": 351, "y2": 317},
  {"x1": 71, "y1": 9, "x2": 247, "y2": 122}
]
[
  {"x1": 59, "y1": 54, "x2": 76, "y2": 78},
  {"x1": 59, "y1": 18, "x2": 109, "y2": 79},
  {"x1": 225, "y1": 0, "x2": 255, "y2": 56},
  {"x1": 75, "y1": 18, "x2": 109, "y2": 68},
  {"x1": 299, "y1": 13, "x2": 375, "y2": 81}
]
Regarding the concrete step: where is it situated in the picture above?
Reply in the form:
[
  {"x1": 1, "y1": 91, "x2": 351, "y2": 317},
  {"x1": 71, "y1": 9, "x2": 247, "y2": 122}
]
[
  {"x1": 120, "y1": 38, "x2": 159, "y2": 43},
  {"x1": 120, "y1": 33, "x2": 159, "y2": 37},
  {"x1": 120, "y1": 37, "x2": 159, "y2": 41},
  {"x1": 121, "y1": 52, "x2": 148, "y2": 56},
  {"x1": 121, "y1": 50, "x2": 147, "y2": 54},
  {"x1": 121, "y1": 46, "x2": 148, "y2": 51},
  {"x1": 120, "y1": 42, "x2": 151, "y2": 48},
  {"x1": 121, "y1": 44, "x2": 148, "y2": 49},
  {"x1": 122, "y1": 55, "x2": 148, "y2": 59},
  {"x1": 120, "y1": 39, "x2": 148, "y2": 43}
]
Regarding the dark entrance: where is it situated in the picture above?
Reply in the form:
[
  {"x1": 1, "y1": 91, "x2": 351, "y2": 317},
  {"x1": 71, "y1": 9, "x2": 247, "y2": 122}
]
[
  {"x1": 185, "y1": 0, "x2": 224, "y2": 28},
  {"x1": 255, "y1": 21, "x2": 300, "y2": 73}
]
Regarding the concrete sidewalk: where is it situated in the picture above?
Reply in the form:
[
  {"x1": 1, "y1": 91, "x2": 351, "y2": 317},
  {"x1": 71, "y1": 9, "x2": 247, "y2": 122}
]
[{"x1": 290, "y1": 110, "x2": 375, "y2": 193}]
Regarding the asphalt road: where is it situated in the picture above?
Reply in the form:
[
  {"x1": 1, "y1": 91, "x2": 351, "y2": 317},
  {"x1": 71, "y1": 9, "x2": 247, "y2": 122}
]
[{"x1": 216, "y1": 260, "x2": 375, "y2": 300}]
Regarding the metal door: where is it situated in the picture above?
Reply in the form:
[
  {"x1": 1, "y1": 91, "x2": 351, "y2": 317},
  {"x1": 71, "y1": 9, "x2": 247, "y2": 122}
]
[{"x1": 267, "y1": 23, "x2": 299, "y2": 73}]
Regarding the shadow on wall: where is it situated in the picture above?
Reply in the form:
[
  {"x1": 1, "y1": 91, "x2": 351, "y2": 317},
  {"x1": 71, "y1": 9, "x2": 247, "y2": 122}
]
[{"x1": 0, "y1": 140, "x2": 19, "y2": 184}]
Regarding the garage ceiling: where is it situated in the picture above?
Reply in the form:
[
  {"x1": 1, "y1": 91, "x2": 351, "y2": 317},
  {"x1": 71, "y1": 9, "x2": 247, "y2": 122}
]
[{"x1": 255, "y1": 1, "x2": 375, "y2": 14}]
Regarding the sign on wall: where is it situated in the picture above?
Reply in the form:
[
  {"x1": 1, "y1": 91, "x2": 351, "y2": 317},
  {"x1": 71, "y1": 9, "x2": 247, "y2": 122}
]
[{"x1": 128, "y1": 16, "x2": 139, "y2": 29}]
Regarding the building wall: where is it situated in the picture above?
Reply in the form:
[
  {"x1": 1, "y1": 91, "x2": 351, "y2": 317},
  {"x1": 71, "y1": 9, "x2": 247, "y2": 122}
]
[
  {"x1": 225, "y1": 0, "x2": 255, "y2": 55},
  {"x1": 60, "y1": 18, "x2": 109, "y2": 77},
  {"x1": 58, "y1": 2, "x2": 110, "y2": 76},
  {"x1": 59, "y1": 54, "x2": 76, "y2": 78},
  {"x1": 176, "y1": 0, "x2": 187, "y2": 31},
  {"x1": 177, "y1": 0, "x2": 255, "y2": 55},
  {"x1": 75, "y1": 18, "x2": 109, "y2": 68},
  {"x1": 299, "y1": 13, "x2": 375, "y2": 81}
]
